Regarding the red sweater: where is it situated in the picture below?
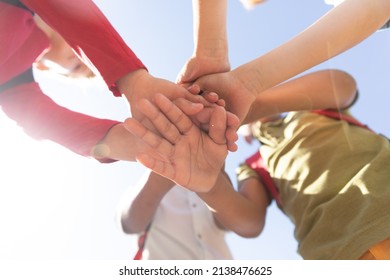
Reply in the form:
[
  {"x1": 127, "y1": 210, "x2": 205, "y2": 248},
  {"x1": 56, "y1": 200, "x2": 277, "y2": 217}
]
[{"x1": 0, "y1": 1, "x2": 146, "y2": 160}]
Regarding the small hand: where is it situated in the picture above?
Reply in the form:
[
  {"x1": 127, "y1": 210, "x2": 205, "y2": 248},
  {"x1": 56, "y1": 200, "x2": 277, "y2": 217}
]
[
  {"x1": 124, "y1": 94, "x2": 229, "y2": 192},
  {"x1": 194, "y1": 71, "x2": 256, "y2": 124},
  {"x1": 186, "y1": 86, "x2": 239, "y2": 152},
  {"x1": 118, "y1": 70, "x2": 239, "y2": 151},
  {"x1": 176, "y1": 54, "x2": 230, "y2": 86}
]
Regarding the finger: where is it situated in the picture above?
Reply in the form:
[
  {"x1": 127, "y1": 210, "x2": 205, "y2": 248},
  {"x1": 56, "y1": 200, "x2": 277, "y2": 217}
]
[
  {"x1": 176, "y1": 66, "x2": 196, "y2": 85},
  {"x1": 172, "y1": 97, "x2": 204, "y2": 116},
  {"x1": 208, "y1": 106, "x2": 227, "y2": 145},
  {"x1": 201, "y1": 91, "x2": 219, "y2": 103},
  {"x1": 186, "y1": 85, "x2": 223, "y2": 107},
  {"x1": 123, "y1": 118, "x2": 174, "y2": 161},
  {"x1": 194, "y1": 105, "x2": 239, "y2": 130},
  {"x1": 137, "y1": 98, "x2": 182, "y2": 144},
  {"x1": 183, "y1": 91, "x2": 215, "y2": 107},
  {"x1": 226, "y1": 127, "x2": 239, "y2": 152},
  {"x1": 194, "y1": 107, "x2": 213, "y2": 125},
  {"x1": 227, "y1": 141, "x2": 238, "y2": 152},
  {"x1": 154, "y1": 94, "x2": 194, "y2": 135},
  {"x1": 226, "y1": 111, "x2": 240, "y2": 128},
  {"x1": 225, "y1": 111, "x2": 240, "y2": 152},
  {"x1": 193, "y1": 107, "x2": 216, "y2": 132},
  {"x1": 175, "y1": 70, "x2": 188, "y2": 85},
  {"x1": 136, "y1": 154, "x2": 175, "y2": 180},
  {"x1": 187, "y1": 84, "x2": 202, "y2": 95},
  {"x1": 216, "y1": 99, "x2": 226, "y2": 107}
]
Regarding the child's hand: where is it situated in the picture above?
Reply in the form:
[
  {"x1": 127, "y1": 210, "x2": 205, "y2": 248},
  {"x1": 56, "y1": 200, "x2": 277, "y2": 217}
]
[
  {"x1": 120, "y1": 71, "x2": 239, "y2": 152},
  {"x1": 176, "y1": 55, "x2": 230, "y2": 87},
  {"x1": 186, "y1": 86, "x2": 239, "y2": 152},
  {"x1": 194, "y1": 71, "x2": 256, "y2": 124},
  {"x1": 124, "y1": 93, "x2": 230, "y2": 192}
]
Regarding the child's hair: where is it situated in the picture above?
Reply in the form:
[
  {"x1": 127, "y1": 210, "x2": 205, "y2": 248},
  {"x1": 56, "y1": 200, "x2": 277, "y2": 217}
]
[{"x1": 240, "y1": 0, "x2": 266, "y2": 10}]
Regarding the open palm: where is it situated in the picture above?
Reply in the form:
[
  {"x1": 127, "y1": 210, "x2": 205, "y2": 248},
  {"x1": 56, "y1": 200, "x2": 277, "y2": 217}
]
[{"x1": 124, "y1": 93, "x2": 229, "y2": 192}]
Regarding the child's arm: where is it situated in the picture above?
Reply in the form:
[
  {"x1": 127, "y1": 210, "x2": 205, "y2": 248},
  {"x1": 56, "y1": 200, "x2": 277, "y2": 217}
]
[
  {"x1": 119, "y1": 172, "x2": 174, "y2": 234},
  {"x1": 243, "y1": 69, "x2": 357, "y2": 124},
  {"x1": 232, "y1": 0, "x2": 390, "y2": 94},
  {"x1": 194, "y1": 0, "x2": 388, "y2": 122},
  {"x1": 176, "y1": 0, "x2": 229, "y2": 85},
  {"x1": 198, "y1": 169, "x2": 270, "y2": 237}
]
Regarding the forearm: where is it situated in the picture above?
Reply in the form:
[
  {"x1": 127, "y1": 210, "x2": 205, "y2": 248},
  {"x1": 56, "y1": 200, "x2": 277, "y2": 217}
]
[
  {"x1": 91, "y1": 123, "x2": 142, "y2": 162},
  {"x1": 0, "y1": 4, "x2": 48, "y2": 84},
  {"x1": 22, "y1": 0, "x2": 146, "y2": 96},
  {"x1": 176, "y1": 0, "x2": 229, "y2": 84},
  {"x1": 192, "y1": 0, "x2": 228, "y2": 59},
  {"x1": 243, "y1": 69, "x2": 357, "y2": 123},
  {"x1": 233, "y1": 0, "x2": 390, "y2": 94},
  {"x1": 198, "y1": 171, "x2": 266, "y2": 238},
  {"x1": 0, "y1": 83, "x2": 120, "y2": 160},
  {"x1": 120, "y1": 173, "x2": 174, "y2": 234}
]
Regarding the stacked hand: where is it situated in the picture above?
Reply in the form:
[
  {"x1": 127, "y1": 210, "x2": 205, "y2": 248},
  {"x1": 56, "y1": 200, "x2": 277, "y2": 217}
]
[
  {"x1": 176, "y1": 55, "x2": 230, "y2": 88},
  {"x1": 118, "y1": 69, "x2": 239, "y2": 152},
  {"x1": 193, "y1": 70, "x2": 257, "y2": 124},
  {"x1": 124, "y1": 93, "x2": 232, "y2": 192},
  {"x1": 176, "y1": 51, "x2": 256, "y2": 124}
]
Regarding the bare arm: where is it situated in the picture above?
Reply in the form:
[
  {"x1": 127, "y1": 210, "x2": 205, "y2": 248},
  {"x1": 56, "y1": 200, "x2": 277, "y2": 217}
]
[
  {"x1": 120, "y1": 172, "x2": 174, "y2": 234},
  {"x1": 176, "y1": 0, "x2": 229, "y2": 84},
  {"x1": 195, "y1": 0, "x2": 388, "y2": 122},
  {"x1": 233, "y1": 0, "x2": 390, "y2": 93},
  {"x1": 192, "y1": 0, "x2": 228, "y2": 60},
  {"x1": 198, "y1": 170, "x2": 270, "y2": 238},
  {"x1": 243, "y1": 69, "x2": 357, "y2": 124},
  {"x1": 91, "y1": 123, "x2": 147, "y2": 162}
]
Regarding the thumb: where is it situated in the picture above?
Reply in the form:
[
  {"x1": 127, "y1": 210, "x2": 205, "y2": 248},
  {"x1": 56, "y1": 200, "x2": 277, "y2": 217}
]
[{"x1": 176, "y1": 61, "x2": 199, "y2": 84}]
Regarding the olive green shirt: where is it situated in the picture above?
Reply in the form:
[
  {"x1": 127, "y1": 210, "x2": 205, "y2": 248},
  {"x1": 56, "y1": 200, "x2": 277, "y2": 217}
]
[{"x1": 237, "y1": 111, "x2": 390, "y2": 259}]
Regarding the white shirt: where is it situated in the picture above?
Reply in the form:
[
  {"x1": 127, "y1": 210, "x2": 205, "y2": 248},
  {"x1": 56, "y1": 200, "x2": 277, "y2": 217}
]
[
  {"x1": 142, "y1": 186, "x2": 233, "y2": 260},
  {"x1": 118, "y1": 177, "x2": 233, "y2": 260}
]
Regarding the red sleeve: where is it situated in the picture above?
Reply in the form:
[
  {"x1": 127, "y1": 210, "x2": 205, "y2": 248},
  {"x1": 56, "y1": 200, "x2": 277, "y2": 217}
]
[
  {"x1": 21, "y1": 0, "x2": 147, "y2": 96},
  {"x1": 0, "y1": 3, "x2": 49, "y2": 84},
  {"x1": 0, "y1": 82, "x2": 120, "y2": 162}
]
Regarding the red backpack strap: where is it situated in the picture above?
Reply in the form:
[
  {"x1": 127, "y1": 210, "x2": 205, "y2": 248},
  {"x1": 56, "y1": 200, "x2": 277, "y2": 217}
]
[
  {"x1": 311, "y1": 109, "x2": 373, "y2": 132},
  {"x1": 133, "y1": 223, "x2": 151, "y2": 260},
  {"x1": 133, "y1": 231, "x2": 147, "y2": 260},
  {"x1": 245, "y1": 151, "x2": 283, "y2": 208}
]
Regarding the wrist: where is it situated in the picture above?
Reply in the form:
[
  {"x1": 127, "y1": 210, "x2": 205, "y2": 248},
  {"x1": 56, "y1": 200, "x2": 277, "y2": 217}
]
[
  {"x1": 195, "y1": 39, "x2": 229, "y2": 66},
  {"x1": 116, "y1": 69, "x2": 149, "y2": 96},
  {"x1": 197, "y1": 171, "x2": 233, "y2": 210},
  {"x1": 92, "y1": 123, "x2": 138, "y2": 162},
  {"x1": 197, "y1": 171, "x2": 224, "y2": 197},
  {"x1": 144, "y1": 172, "x2": 175, "y2": 198},
  {"x1": 232, "y1": 65, "x2": 263, "y2": 97}
]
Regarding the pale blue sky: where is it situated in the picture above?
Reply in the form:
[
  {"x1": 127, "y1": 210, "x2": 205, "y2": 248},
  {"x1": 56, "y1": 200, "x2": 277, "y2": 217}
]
[{"x1": 0, "y1": 0, "x2": 389, "y2": 260}]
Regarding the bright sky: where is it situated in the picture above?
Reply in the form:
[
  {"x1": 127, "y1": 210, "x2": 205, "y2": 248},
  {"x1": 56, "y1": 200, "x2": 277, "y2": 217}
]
[{"x1": 1, "y1": 0, "x2": 389, "y2": 260}]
